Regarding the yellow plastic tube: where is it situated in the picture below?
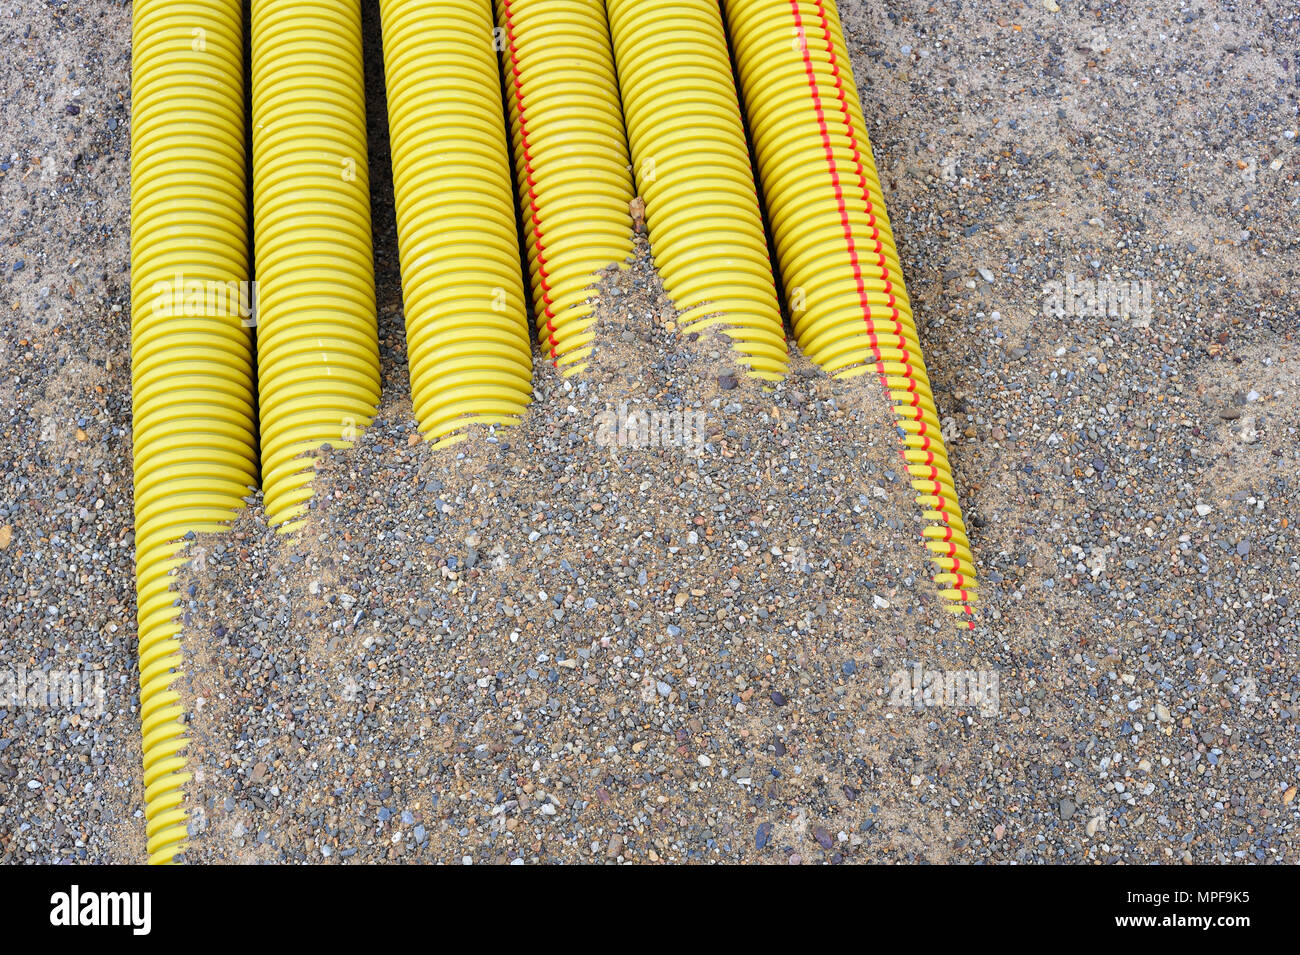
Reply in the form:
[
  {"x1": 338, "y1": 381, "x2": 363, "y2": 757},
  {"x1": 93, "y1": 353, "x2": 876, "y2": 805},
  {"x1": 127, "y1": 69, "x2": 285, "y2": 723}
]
[
  {"x1": 378, "y1": 0, "x2": 532, "y2": 445},
  {"x1": 131, "y1": 0, "x2": 257, "y2": 863},
  {"x1": 723, "y1": 0, "x2": 978, "y2": 625},
  {"x1": 606, "y1": 0, "x2": 788, "y2": 379},
  {"x1": 496, "y1": 0, "x2": 634, "y2": 375},
  {"x1": 251, "y1": 0, "x2": 381, "y2": 530}
]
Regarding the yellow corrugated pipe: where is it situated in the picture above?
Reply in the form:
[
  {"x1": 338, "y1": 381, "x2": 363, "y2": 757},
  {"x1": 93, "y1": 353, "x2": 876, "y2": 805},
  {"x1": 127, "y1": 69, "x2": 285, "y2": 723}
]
[
  {"x1": 723, "y1": 0, "x2": 978, "y2": 625},
  {"x1": 251, "y1": 0, "x2": 381, "y2": 530},
  {"x1": 496, "y1": 0, "x2": 635, "y2": 376},
  {"x1": 606, "y1": 0, "x2": 788, "y2": 380},
  {"x1": 378, "y1": 0, "x2": 532, "y2": 445},
  {"x1": 131, "y1": 0, "x2": 258, "y2": 863}
]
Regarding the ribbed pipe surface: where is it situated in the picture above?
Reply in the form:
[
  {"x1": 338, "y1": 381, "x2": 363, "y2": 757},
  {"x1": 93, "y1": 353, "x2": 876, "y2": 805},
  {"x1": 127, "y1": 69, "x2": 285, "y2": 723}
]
[
  {"x1": 496, "y1": 0, "x2": 635, "y2": 375},
  {"x1": 378, "y1": 0, "x2": 532, "y2": 445},
  {"x1": 724, "y1": 0, "x2": 978, "y2": 623},
  {"x1": 131, "y1": 0, "x2": 258, "y2": 863},
  {"x1": 251, "y1": 0, "x2": 381, "y2": 529},
  {"x1": 607, "y1": 0, "x2": 788, "y2": 379}
]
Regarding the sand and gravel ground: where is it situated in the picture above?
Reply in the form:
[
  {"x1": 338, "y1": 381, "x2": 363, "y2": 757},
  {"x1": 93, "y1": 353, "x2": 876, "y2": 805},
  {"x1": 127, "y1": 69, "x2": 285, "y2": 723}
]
[{"x1": 1, "y1": 0, "x2": 1298, "y2": 864}]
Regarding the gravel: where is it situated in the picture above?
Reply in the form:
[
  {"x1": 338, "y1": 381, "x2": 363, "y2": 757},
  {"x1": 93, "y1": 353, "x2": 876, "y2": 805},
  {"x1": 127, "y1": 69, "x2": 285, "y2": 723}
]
[
  {"x1": 0, "y1": 2, "x2": 143, "y2": 863},
  {"x1": 175, "y1": 245, "x2": 973, "y2": 864},
  {"x1": 1, "y1": 0, "x2": 1297, "y2": 864}
]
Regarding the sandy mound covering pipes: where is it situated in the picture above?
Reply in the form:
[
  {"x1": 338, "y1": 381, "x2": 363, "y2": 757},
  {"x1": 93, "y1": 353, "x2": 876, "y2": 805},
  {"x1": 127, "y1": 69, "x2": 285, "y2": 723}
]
[{"x1": 174, "y1": 238, "x2": 997, "y2": 863}]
